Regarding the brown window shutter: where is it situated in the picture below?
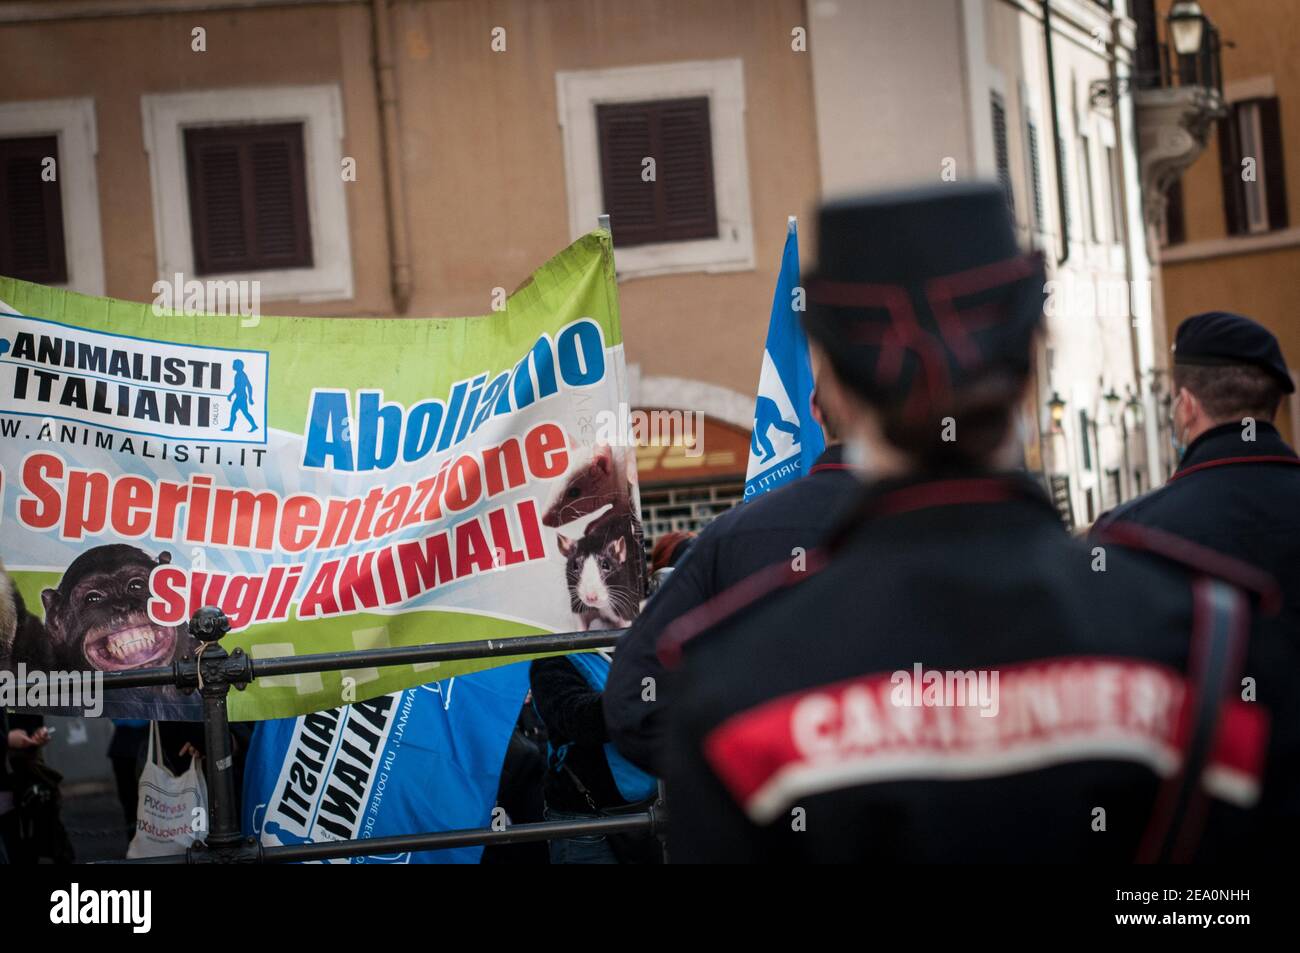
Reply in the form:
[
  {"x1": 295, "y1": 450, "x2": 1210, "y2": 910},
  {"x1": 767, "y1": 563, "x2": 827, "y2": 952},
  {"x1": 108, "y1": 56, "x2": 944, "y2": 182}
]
[
  {"x1": 1217, "y1": 113, "x2": 1246, "y2": 236},
  {"x1": 658, "y1": 98, "x2": 717, "y2": 241},
  {"x1": 597, "y1": 97, "x2": 718, "y2": 247},
  {"x1": 0, "y1": 135, "x2": 68, "y2": 284},
  {"x1": 184, "y1": 123, "x2": 312, "y2": 275},
  {"x1": 597, "y1": 103, "x2": 658, "y2": 245},
  {"x1": 1259, "y1": 97, "x2": 1289, "y2": 231}
]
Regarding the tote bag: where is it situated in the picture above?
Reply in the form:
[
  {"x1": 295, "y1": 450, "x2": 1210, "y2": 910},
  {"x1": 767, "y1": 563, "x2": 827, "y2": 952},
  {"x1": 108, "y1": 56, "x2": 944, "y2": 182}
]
[{"x1": 126, "y1": 722, "x2": 209, "y2": 858}]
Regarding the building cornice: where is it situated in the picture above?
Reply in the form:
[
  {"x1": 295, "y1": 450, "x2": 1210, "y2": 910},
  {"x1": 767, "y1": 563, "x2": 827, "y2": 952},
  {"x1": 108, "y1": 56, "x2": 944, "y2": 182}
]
[
  {"x1": 1160, "y1": 227, "x2": 1300, "y2": 265},
  {"x1": 0, "y1": 0, "x2": 357, "y2": 24}
]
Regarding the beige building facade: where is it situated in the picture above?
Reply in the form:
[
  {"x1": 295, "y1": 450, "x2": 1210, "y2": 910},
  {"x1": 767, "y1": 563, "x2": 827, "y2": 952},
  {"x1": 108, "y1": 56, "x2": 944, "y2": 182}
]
[
  {"x1": 2, "y1": 0, "x2": 1254, "y2": 533},
  {"x1": 0, "y1": 0, "x2": 818, "y2": 403}
]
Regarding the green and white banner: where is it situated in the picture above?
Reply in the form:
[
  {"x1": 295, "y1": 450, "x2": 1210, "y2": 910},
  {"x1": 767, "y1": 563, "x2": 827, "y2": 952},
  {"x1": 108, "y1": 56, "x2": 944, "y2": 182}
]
[{"x1": 0, "y1": 231, "x2": 643, "y2": 720}]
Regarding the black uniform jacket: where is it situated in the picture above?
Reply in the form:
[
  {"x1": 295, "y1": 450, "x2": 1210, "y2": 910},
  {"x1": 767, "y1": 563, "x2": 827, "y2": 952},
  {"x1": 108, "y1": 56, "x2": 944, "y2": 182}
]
[
  {"x1": 605, "y1": 445, "x2": 860, "y2": 775},
  {"x1": 1095, "y1": 421, "x2": 1298, "y2": 628},
  {"x1": 664, "y1": 472, "x2": 1282, "y2": 863},
  {"x1": 1094, "y1": 420, "x2": 1300, "y2": 856}
]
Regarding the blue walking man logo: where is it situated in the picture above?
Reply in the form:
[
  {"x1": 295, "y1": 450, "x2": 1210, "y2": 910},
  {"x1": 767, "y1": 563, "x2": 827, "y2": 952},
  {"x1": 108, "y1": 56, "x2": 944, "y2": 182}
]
[
  {"x1": 750, "y1": 395, "x2": 801, "y2": 464},
  {"x1": 223, "y1": 358, "x2": 258, "y2": 433}
]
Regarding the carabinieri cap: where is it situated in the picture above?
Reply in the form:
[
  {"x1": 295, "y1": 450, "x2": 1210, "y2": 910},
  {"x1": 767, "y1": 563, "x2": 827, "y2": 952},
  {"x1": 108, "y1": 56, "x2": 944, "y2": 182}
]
[{"x1": 1173, "y1": 311, "x2": 1295, "y2": 394}]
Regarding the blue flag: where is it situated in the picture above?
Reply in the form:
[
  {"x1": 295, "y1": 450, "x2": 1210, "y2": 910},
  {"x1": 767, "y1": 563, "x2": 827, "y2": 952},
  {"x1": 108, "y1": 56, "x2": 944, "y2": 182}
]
[
  {"x1": 744, "y1": 217, "x2": 825, "y2": 500},
  {"x1": 242, "y1": 662, "x2": 529, "y2": 864}
]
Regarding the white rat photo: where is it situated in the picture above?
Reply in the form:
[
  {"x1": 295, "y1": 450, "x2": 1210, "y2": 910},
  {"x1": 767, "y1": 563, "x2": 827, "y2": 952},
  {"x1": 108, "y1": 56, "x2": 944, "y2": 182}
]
[{"x1": 543, "y1": 441, "x2": 647, "y2": 630}]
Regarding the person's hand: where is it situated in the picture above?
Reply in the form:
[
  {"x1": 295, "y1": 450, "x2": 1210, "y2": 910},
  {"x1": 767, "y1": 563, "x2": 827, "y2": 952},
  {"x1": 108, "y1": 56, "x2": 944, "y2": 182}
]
[
  {"x1": 179, "y1": 742, "x2": 200, "y2": 760},
  {"x1": 7, "y1": 729, "x2": 37, "y2": 750},
  {"x1": 29, "y1": 727, "x2": 50, "y2": 746}
]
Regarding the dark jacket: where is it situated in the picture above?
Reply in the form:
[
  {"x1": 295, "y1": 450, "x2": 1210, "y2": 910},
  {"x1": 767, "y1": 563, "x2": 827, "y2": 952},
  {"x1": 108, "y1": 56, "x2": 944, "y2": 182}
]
[
  {"x1": 1095, "y1": 420, "x2": 1299, "y2": 627},
  {"x1": 1094, "y1": 419, "x2": 1300, "y2": 852},
  {"x1": 530, "y1": 656, "x2": 628, "y2": 814},
  {"x1": 665, "y1": 472, "x2": 1285, "y2": 863},
  {"x1": 605, "y1": 445, "x2": 859, "y2": 774}
]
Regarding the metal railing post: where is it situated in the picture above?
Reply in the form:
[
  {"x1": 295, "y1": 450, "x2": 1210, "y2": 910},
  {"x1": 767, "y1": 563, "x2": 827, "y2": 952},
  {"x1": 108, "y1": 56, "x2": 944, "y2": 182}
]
[
  {"x1": 192, "y1": 606, "x2": 241, "y2": 851},
  {"x1": 182, "y1": 607, "x2": 262, "y2": 863}
]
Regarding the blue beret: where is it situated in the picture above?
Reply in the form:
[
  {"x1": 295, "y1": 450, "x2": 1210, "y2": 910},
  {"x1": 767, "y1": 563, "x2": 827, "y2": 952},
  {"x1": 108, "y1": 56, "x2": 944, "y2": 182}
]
[{"x1": 1173, "y1": 311, "x2": 1294, "y2": 394}]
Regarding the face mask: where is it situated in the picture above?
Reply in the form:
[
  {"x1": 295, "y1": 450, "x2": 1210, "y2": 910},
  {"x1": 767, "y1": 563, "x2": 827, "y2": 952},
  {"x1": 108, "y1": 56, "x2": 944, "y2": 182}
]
[
  {"x1": 844, "y1": 437, "x2": 872, "y2": 479},
  {"x1": 1169, "y1": 394, "x2": 1188, "y2": 461}
]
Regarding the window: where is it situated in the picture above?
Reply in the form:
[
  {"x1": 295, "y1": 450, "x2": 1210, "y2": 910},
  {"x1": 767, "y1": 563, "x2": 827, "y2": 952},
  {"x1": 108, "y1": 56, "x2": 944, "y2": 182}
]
[
  {"x1": 184, "y1": 123, "x2": 313, "y2": 275},
  {"x1": 1026, "y1": 120, "x2": 1045, "y2": 231},
  {"x1": 0, "y1": 98, "x2": 105, "y2": 296},
  {"x1": 1218, "y1": 97, "x2": 1289, "y2": 235},
  {"x1": 1079, "y1": 409, "x2": 1093, "y2": 470},
  {"x1": 1080, "y1": 135, "x2": 1099, "y2": 244},
  {"x1": 1105, "y1": 144, "x2": 1124, "y2": 244},
  {"x1": 991, "y1": 92, "x2": 1014, "y2": 214},
  {"x1": 0, "y1": 135, "x2": 66, "y2": 284},
  {"x1": 556, "y1": 59, "x2": 754, "y2": 278},
  {"x1": 1163, "y1": 179, "x2": 1187, "y2": 245},
  {"x1": 596, "y1": 98, "x2": 718, "y2": 247},
  {"x1": 1049, "y1": 474, "x2": 1075, "y2": 531},
  {"x1": 1106, "y1": 468, "x2": 1122, "y2": 508},
  {"x1": 141, "y1": 85, "x2": 353, "y2": 302}
]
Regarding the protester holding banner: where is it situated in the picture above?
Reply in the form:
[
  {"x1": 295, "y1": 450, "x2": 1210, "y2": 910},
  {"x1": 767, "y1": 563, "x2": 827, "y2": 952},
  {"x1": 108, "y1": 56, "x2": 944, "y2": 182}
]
[
  {"x1": 530, "y1": 651, "x2": 660, "y2": 864},
  {"x1": 0, "y1": 569, "x2": 62, "y2": 864}
]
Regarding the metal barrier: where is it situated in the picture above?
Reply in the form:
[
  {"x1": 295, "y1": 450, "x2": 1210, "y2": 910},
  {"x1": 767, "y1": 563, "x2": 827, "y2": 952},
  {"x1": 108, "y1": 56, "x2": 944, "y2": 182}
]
[{"x1": 93, "y1": 607, "x2": 664, "y2": 864}]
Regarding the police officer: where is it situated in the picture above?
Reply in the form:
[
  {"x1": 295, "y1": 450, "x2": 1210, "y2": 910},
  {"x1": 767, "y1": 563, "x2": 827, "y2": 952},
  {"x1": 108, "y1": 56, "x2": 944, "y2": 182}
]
[
  {"x1": 1094, "y1": 310, "x2": 1300, "y2": 859},
  {"x1": 604, "y1": 355, "x2": 859, "y2": 776},
  {"x1": 1095, "y1": 310, "x2": 1297, "y2": 601},
  {"x1": 663, "y1": 184, "x2": 1285, "y2": 863}
]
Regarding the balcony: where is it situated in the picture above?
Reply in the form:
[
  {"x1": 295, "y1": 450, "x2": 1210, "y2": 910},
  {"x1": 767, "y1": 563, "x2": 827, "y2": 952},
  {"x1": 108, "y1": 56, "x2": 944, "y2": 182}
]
[{"x1": 1131, "y1": 3, "x2": 1228, "y2": 232}]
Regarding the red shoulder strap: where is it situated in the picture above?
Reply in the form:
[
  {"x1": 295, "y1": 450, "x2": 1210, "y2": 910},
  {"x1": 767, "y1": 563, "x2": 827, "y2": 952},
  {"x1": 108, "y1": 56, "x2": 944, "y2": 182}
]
[
  {"x1": 1093, "y1": 520, "x2": 1282, "y2": 615},
  {"x1": 1170, "y1": 454, "x2": 1300, "y2": 482},
  {"x1": 656, "y1": 551, "x2": 828, "y2": 668}
]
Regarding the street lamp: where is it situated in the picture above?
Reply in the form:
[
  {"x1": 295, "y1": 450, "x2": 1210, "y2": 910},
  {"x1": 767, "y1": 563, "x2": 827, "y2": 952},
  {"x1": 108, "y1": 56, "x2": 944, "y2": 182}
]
[
  {"x1": 1168, "y1": 1, "x2": 1207, "y2": 57},
  {"x1": 1125, "y1": 388, "x2": 1143, "y2": 425},
  {"x1": 1048, "y1": 391, "x2": 1067, "y2": 429},
  {"x1": 1102, "y1": 385, "x2": 1122, "y2": 419}
]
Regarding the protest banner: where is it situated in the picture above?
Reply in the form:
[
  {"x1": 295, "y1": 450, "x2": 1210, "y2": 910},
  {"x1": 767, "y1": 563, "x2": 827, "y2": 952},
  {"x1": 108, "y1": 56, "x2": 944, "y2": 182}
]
[
  {"x1": 243, "y1": 663, "x2": 531, "y2": 864},
  {"x1": 0, "y1": 230, "x2": 643, "y2": 720}
]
